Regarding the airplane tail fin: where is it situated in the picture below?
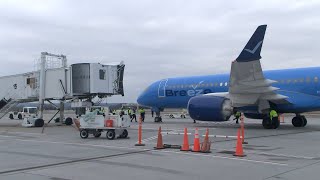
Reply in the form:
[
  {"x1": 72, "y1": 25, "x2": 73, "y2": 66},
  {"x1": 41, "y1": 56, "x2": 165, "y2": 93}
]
[{"x1": 236, "y1": 25, "x2": 267, "y2": 62}]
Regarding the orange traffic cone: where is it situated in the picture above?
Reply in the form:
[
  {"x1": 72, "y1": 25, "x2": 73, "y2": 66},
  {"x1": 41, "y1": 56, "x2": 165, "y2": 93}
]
[
  {"x1": 240, "y1": 117, "x2": 248, "y2": 144},
  {"x1": 180, "y1": 128, "x2": 190, "y2": 151},
  {"x1": 135, "y1": 122, "x2": 145, "y2": 146},
  {"x1": 200, "y1": 128, "x2": 211, "y2": 153},
  {"x1": 192, "y1": 128, "x2": 200, "y2": 152},
  {"x1": 154, "y1": 126, "x2": 165, "y2": 149},
  {"x1": 233, "y1": 129, "x2": 246, "y2": 157}
]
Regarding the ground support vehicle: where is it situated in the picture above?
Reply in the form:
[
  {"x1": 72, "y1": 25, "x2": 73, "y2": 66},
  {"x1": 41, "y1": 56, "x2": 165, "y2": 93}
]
[{"x1": 77, "y1": 110, "x2": 130, "y2": 140}]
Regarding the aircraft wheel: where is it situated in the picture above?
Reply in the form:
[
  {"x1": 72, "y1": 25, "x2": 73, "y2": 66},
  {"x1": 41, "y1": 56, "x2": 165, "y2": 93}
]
[
  {"x1": 80, "y1": 129, "x2": 89, "y2": 139},
  {"x1": 106, "y1": 130, "x2": 116, "y2": 140},
  {"x1": 301, "y1": 116, "x2": 307, "y2": 127},
  {"x1": 262, "y1": 117, "x2": 272, "y2": 129},
  {"x1": 272, "y1": 117, "x2": 280, "y2": 129},
  {"x1": 9, "y1": 114, "x2": 13, "y2": 119},
  {"x1": 292, "y1": 116, "x2": 303, "y2": 127},
  {"x1": 154, "y1": 117, "x2": 162, "y2": 122}
]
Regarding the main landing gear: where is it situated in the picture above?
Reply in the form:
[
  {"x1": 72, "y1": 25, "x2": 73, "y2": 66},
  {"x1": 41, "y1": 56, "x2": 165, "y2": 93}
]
[
  {"x1": 292, "y1": 114, "x2": 307, "y2": 127},
  {"x1": 262, "y1": 116, "x2": 280, "y2": 129}
]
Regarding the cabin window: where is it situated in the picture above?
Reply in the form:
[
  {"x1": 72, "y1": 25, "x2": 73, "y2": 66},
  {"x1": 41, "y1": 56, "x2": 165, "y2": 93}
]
[
  {"x1": 306, "y1": 77, "x2": 311, "y2": 83},
  {"x1": 214, "y1": 83, "x2": 218, "y2": 87},
  {"x1": 286, "y1": 79, "x2": 291, "y2": 84},
  {"x1": 210, "y1": 83, "x2": 213, "y2": 87},
  {"x1": 314, "y1": 77, "x2": 318, "y2": 82},
  {"x1": 99, "y1": 69, "x2": 106, "y2": 80},
  {"x1": 225, "y1": 82, "x2": 228, "y2": 86},
  {"x1": 299, "y1": 79, "x2": 304, "y2": 83},
  {"x1": 220, "y1": 83, "x2": 223, "y2": 86}
]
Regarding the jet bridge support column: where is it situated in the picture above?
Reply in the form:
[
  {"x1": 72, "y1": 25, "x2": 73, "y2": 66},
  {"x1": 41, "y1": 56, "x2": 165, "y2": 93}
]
[
  {"x1": 59, "y1": 101, "x2": 64, "y2": 125},
  {"x1": 38, "y1": 52, "x2": 46, "y2": 119}
]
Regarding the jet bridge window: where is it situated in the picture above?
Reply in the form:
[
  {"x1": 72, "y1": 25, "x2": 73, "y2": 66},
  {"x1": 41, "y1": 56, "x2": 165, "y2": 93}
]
[
  {"x1": 99, "y1": 69, "x2": 106, "y2": 80},
  {"x1": 27, "y1": 77, "x2": 36, "y2": 89}
]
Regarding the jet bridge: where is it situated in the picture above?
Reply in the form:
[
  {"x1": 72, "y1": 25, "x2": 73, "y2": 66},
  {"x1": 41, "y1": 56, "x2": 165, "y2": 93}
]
[{"x1": 0, "y1": 52, "x2": 125, "y2": 126}]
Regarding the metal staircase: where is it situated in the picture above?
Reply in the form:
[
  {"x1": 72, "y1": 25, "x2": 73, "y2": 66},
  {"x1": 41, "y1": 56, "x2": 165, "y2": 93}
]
[{"x1": 0, "y1": 98, "x2": 20, "y2": 119}]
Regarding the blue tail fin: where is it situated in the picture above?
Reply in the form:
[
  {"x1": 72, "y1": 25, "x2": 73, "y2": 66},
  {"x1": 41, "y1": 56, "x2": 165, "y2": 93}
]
[{"x1": 236, "y1": 25, "x2": 267, "y2": 62}]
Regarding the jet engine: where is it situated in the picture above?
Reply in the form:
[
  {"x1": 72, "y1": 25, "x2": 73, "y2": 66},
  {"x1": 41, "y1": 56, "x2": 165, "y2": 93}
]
[{"x1": 187, "y1": 95, "x2": 233, "y2": 121}]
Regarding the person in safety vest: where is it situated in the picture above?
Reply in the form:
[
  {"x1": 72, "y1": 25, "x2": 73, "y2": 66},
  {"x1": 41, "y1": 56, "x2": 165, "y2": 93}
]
[
  {"x1": 139, "y1": 108, "x2": 145, "y2": 122},
  {"x1": 233, "y1": 111, "x2": 241, "y2": 124},
  {"x1": 269, "y1": 109, "x2": 278, "y2": 120}
]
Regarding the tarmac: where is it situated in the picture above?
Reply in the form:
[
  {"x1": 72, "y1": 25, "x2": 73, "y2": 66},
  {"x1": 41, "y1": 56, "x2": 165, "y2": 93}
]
[{"x1": 0, "y1": 113, "x2": 320, "y2": 180}]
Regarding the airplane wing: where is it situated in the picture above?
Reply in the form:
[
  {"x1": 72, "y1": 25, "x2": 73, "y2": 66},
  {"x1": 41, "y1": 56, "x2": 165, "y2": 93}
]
[{"x1": 228, "y1": 25, "x2": 288, "y2": 112}]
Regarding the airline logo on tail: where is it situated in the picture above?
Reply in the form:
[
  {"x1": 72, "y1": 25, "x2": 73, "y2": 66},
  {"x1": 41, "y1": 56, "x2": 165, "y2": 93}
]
[
  {"x1": 244, "y1": 41, "x2": 263, "y2": 54},
  {"x1": 236, "y1": 25, "x2": 267, "y2": 62}
]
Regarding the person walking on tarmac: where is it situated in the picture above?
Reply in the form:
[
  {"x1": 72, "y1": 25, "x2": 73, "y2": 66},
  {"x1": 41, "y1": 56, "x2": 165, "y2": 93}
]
[
  {"x1": 130, "y1": 108, "x2": 137, "y2": 122},
  {"x1": 139, "y1": 108, "x2": 146, "y2": 122},
  {"x1": 233, "y1": 111, "x2": 241, "y2": 124},
  {"x1": 128, "y1": 108, "x2": 132, "y2": 119}
]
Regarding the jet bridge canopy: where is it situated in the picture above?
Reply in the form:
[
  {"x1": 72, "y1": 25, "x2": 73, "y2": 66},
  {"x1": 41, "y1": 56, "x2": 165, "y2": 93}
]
[{"x1": 71, "y1": 62, "x2": 125, "y2": 97}]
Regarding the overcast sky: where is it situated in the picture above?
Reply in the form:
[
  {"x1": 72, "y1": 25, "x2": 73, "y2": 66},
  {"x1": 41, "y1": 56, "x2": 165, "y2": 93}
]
[{"x1": 0, "y1": 0, "x2": 319, "y2": 103}]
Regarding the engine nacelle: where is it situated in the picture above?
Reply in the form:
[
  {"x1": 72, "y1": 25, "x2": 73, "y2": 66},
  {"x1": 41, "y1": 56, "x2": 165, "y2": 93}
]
[{"x1": 187, "y1": 95, "x2": 233, "y2": 121}]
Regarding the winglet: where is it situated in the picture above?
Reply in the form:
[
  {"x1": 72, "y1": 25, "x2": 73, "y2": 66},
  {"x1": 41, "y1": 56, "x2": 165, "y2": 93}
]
[{"x1": 236, "y1": 25, "x2": 267, "y2": 62}]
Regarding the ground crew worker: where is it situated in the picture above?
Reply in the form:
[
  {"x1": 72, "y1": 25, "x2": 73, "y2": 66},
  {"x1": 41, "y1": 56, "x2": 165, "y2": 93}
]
[
  {"x1": 233, "y1": 111, "x2": 241, "y2": 124},
  {"x1": 128, "y1": 108, "x2": 132, "y2": 119},
  {"x1": 270, "y1": 109, "x2": 278, "y2": 119},
  {"x1": 130, "y1": 109, "x2": 137, "y2": 122},
  {"x1": 119, "y1": 108, "x2": 125, "y2": 117},
  {"x1": 139, "y1": 108, "x2": 145, "y2": 122},
  {"x1": 151, "y1": 110, "x2": 154, "y2": 117}
]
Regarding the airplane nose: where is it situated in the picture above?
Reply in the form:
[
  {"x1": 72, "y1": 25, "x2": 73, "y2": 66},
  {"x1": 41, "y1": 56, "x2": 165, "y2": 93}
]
[{"x1": 137, "y1": 92, "x2": 146, "y2": 105}]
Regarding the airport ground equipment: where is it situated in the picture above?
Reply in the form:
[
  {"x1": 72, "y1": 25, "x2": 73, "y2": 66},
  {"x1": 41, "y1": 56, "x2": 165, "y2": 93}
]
[
  {"x1": 78, "y1": 108, "x2": 130, "y2": 140},
  {"x1": 22, "y1": 116, "x2": 45, "y2": 127},
  {"x1": 167, "y1": 113, "x2": 186, "y2": 119},
  {"x1": 9, "y1": 107, "x2": 38, "y2": 120},
  {"x1": 0, "y1": 52, "x2": 125, "y2": 127}
]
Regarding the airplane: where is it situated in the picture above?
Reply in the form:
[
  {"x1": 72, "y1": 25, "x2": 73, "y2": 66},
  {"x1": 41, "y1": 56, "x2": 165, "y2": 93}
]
[{"x1": 137, "y1": 24, "x2": 320, "y2": 129}]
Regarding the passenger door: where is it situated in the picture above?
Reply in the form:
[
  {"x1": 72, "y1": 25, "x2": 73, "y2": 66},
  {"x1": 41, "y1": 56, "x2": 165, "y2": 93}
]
[{"x1": 158, "y1": 79, "x2": 168, "y2": 98}]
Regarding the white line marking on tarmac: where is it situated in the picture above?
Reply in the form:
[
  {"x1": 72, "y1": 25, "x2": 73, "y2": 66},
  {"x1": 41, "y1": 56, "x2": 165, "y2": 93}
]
[
  {"x1": 154, "y1": 150, "x2": 288, "y2": 166},
  {"x1": 0, "y1": 135, "x2": 149, "y2": 151},
  {"x1": 0, "y1": 135, "x2": 305, "y2": 166},
  {"x1": 0, "y1": 131, "x2": 46, "y2": 136},
  {"x1": 212, "y1": 148, "x2": 315, "y2": 160},
  {"x1": 203, "y1": 135, "x2": 237, "y2": 138}
]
